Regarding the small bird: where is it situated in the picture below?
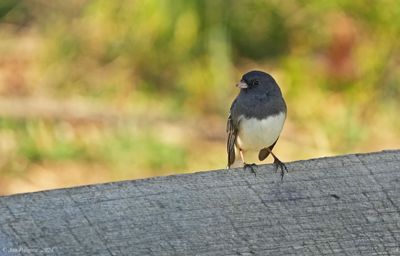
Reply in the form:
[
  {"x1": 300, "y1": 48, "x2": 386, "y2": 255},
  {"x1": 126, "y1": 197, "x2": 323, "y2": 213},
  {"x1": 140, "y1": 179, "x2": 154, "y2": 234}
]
[{"x1": 227, "y1": 70, "x2": 288, "y2": 178}]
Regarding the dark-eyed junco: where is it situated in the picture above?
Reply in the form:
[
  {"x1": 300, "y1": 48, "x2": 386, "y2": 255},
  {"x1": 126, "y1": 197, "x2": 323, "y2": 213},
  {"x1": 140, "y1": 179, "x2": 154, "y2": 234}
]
[{"x1": 227, "y1": 70, "x2": 288, "y2": 178}]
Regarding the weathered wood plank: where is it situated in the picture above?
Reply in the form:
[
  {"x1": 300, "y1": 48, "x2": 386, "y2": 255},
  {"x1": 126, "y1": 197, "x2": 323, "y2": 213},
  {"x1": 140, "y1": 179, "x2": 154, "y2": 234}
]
[{"x1": 0, "y1": 150, "x2": 399, "y2": 255}]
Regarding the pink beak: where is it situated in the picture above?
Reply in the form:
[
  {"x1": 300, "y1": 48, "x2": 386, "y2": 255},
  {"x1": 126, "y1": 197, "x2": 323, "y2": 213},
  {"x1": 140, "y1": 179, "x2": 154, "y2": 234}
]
[{"x1": 236, "y1": 80, "x2": 248, "y2": 89}]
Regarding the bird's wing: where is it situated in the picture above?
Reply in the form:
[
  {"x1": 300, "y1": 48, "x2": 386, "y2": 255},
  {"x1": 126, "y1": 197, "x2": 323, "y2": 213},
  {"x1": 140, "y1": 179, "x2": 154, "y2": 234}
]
[
  {"x1": 227, "y1": 100, "x2": 238, "y2": 168},
  {"x1": 258, "y1": 138, "x2": 278, "y2": 161}
]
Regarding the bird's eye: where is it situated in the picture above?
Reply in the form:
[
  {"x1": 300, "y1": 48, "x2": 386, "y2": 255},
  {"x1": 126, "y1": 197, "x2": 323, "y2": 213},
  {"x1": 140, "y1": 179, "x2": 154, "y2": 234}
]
[{"x1": 253, "y1": 80, "x2": 259, "y2": 86}]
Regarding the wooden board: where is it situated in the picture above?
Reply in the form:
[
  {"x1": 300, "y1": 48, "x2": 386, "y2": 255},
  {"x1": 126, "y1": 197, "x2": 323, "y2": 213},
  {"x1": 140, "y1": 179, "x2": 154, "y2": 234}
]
[{"x1": 1, "y1": 150, "x2": 399, "y2": 255}]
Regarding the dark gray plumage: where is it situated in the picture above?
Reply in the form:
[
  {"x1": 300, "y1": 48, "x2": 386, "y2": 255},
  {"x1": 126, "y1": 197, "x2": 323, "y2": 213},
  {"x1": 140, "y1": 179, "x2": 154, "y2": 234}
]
[{"x1": 227, "y1": 70, "x2": 288, "y2": 178}]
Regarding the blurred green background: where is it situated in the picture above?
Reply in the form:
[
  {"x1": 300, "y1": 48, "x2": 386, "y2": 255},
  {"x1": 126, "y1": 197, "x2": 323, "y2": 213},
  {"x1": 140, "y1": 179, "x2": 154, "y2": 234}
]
[{"x1": 0, "y1": 0, "x2": 399, "y2": 195}]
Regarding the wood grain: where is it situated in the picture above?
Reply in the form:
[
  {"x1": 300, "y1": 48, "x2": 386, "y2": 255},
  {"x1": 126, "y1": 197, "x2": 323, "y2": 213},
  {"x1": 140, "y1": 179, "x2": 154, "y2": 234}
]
[{"x1": 1, "y1": 150, "x2": 399, "y2": 255}]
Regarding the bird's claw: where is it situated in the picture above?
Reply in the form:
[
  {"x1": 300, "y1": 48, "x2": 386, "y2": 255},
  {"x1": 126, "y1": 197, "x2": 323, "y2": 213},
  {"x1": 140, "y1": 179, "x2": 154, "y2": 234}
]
[
  {"x1": 273, "y1": 158, "x2": 288, "y2": 180},
  {"x1": 244, "y1": 163, "x2": 257, "y2": 176}
]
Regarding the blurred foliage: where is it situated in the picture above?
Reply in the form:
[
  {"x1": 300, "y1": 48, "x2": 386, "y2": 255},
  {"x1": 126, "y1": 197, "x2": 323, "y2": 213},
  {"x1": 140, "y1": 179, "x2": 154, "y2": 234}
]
[{"x1": 0, "y1": 0, "x2": 399, "y2": 194}]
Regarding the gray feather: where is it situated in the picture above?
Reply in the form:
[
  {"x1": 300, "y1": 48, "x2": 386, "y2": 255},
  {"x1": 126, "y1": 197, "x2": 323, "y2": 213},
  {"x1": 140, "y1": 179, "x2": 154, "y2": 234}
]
[{"x1": 227, "y1": 100, "x2": 238, "y2": 167}]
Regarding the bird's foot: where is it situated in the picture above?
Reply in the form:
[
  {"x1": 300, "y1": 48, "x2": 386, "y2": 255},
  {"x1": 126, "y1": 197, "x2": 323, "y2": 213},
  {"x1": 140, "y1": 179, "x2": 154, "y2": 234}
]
[
  {"x1": 273, "y1": 158, "x2": 288, "y2": 180},
  {"x1": 244, "y1": 163, "x2": 257, "y2": 176}
]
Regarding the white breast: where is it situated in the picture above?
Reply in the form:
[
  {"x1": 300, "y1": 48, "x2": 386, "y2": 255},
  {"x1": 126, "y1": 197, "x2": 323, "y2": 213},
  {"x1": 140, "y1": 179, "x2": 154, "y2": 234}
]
[{"x1": 236, "y1": 112, "x2": 286, "y2": 151}]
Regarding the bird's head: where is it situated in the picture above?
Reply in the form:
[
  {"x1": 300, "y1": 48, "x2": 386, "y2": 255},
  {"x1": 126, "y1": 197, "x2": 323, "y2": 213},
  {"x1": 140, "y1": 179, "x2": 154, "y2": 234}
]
[{"x1": 236, "y1": 70, "x2": 277, "y2": 93}]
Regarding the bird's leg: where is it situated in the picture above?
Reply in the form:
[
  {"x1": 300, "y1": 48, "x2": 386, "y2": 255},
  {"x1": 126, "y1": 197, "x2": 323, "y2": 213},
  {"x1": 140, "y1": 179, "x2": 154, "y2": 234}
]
[
  {"x1": 240, "y1": 150, "x2": 257, "y2": 176},
  {"x1": 267, "y1": 149, "x2": 288, "y2": 180}
]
